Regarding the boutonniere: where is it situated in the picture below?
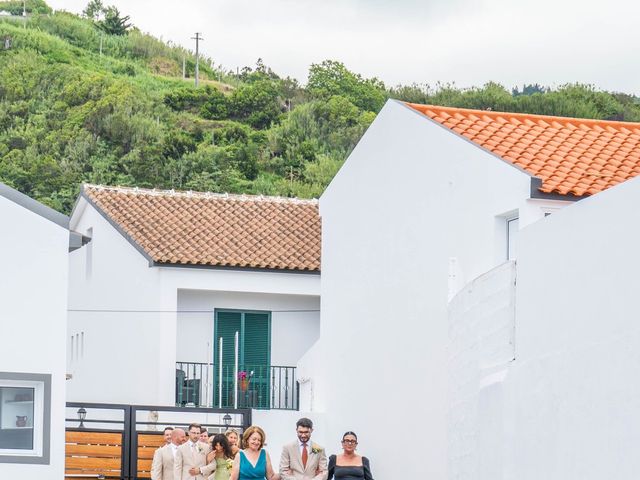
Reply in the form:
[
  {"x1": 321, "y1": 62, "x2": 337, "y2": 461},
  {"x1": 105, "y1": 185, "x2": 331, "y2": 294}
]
[
  {"x1": 196, "y1": 443, "x2": 205, "y2": 454},
  {"x1": 311, "y1": 444, "x2": 322, "y2": 454}
]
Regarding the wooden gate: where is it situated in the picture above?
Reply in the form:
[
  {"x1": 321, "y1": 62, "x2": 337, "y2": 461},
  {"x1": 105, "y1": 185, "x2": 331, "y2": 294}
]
[{"x1": 65, "y1": 402, "x2": 251, "y2": 479}]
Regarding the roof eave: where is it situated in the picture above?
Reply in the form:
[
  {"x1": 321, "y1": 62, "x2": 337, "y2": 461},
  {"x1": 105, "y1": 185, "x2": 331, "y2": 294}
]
[
  {"x1": 151, "y1": 261, "x2": 321, "y2": 275},
  {"x1": 0, "y1": 181, "x2": 69, "y2": 229},
  {"x1": 529, "y1": 177, "x2": 588, "y2": 202},
  {"x1": 80, "y1": 188, "x2": 156, "y2": 267}
]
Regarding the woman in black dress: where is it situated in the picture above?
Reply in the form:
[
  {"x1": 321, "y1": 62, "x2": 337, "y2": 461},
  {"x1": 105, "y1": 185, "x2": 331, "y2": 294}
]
[{"x1": 327, "y1": 431, "x2": 373, "y2": 480}]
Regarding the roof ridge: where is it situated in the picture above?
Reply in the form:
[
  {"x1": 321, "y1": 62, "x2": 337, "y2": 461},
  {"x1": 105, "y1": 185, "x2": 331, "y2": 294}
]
[
  {"x1": 82, "y1": 183, "x2": 319, "y2": 205},
  {"x1": 406, "y1": 103, "x2": 640, "y2": 130}
]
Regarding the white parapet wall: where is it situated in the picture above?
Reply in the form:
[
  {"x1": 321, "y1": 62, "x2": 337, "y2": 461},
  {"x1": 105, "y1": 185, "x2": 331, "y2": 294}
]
[
  {"x1": 510, "y1": 175, "x2": 640, "y2": 480},
  {"x1": 446, "y1": 175, "x2": 640, "y2": 479},
  {"x1": 448, "y1": 261, "x2": 516, "y2": 480}
]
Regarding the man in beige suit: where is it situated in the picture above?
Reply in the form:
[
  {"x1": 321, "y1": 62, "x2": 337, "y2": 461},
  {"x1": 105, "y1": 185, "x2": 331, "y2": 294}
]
[
  {"x1": 151, "y1": 428, "x2": 185, "y2": 480},
  {"x1": 174, "y1": 423, "x2": 215, "y2": 480},
  {"x1": 279, "y1": 418, "x2": 328, "y2": 480}
]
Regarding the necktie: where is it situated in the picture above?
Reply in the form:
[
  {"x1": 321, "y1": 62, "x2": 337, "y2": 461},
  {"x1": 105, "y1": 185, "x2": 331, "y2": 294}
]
[{"x1": 301, "y1": 443, "x2": 308, "y2": 469}]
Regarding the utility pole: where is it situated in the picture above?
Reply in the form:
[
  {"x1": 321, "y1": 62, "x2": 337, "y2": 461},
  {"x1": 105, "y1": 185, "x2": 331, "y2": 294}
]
[
  {"x1": 182, "y1": 56, "x2": 186, "y2": 79},
  {"x1": 191, "y1": 32, "x2": 203, "y2": 87}
]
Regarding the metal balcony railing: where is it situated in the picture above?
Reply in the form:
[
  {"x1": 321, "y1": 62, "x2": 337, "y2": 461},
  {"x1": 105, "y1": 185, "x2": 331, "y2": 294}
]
[{"x1": 175, "y1": 362, "x2": 298, "y2": 410}]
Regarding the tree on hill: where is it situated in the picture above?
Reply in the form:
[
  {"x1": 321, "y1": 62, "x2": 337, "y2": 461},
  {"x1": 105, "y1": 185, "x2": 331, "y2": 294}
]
[
  {"x1": 82, "y1": 0, "x2": 104, "y2": 20},
  {"x1": 0, "y1": 0, "x2": 51, "y2": 15},
  {"x1": 307, "y1": 60, "x2": 387, "y2": 112},
  {"x1": 97, "y1": 6, "x2": 131, "y2": 35},
  {"x1": 512, "y1": 84, "x2": 547, "y2": 96}
]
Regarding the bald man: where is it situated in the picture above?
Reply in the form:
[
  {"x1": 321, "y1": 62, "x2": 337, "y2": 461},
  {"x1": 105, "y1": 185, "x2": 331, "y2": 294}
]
[{"x1": 151, "y1": 428, "x2": 186, "y2": 480}]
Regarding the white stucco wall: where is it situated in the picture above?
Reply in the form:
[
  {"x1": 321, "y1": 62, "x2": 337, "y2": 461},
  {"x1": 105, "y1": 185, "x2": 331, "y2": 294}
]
[
  {"x1": 445, "y1": 175, "x2": 640, "y2": 479},
  {"x1": 317, "y1": 100, "x2": 533, "y2": 479},
  {"x1": 448, "y1": 261, "x2": 516, "y2": 480},
  {"x1": 67, "y1": 199, "x2": 320, "y2": 407},
  {"x1": 0, "y1": 195, "x2": 68, "y2": 479},
  {"x1": 510, "y1": 175, "x2": 640, "y2": 480}
]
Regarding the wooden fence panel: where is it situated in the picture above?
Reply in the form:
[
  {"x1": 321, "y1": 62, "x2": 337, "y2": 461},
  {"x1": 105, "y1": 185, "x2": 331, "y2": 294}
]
[
  {"x1": 136, "y1": 432, "x2": 164, "y2": 479},
  {"x1": 66, "y1": 431, "x2": 122, "y2": 445},
  {"x1": 65, "y1": 430, "x2": 123, "y2": 479}
]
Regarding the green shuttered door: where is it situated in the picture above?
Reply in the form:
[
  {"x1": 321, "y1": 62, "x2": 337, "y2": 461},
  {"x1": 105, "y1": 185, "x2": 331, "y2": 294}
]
[
  {"x1": 243, "y1": 313, "x2": 270, "y2": 366},
  {"x1": 214, "y1": 310, "x2": 271, "y2": 408},
  {"x1": 217, "y1": 311, "x2": 242, "y2": 365}
]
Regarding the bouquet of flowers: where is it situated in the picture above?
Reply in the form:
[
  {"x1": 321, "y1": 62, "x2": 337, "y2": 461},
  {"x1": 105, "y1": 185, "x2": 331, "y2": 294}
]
[
  {"x1": 238, "y1": 371, "x2": 254, "y2": 391},
  {"x1": 237, "y1": 371, "x2": 254, "y2": 380},
  {"x1": 225, "y1": 458, "x2": 234, "y2": 470}
]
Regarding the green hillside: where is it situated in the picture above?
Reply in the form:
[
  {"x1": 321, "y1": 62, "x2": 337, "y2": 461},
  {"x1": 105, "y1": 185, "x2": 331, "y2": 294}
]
[{"x1": 1, "y1": 1, "x2": 640, "y2": 212}]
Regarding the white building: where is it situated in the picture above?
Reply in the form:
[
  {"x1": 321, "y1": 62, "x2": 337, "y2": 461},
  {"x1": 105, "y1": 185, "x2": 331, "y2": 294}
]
[
  {"x1": 0, "y1": 182, "x2": 73, "y2": 479},
  {"x1": 308, "y1": 100, "x2": 640, "y2": 479},
  {"x1": 448, "y1": 174, "x2": 640, "y2": 480},
  {"x1": 67, "y1": 185, "x2": 321, "y2": 427}
]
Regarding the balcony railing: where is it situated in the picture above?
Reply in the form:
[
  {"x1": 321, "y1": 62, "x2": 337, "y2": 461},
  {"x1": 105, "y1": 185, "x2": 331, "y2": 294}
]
[{"x1": 175, "y1": 362, "x2": 298, "y2": 410}]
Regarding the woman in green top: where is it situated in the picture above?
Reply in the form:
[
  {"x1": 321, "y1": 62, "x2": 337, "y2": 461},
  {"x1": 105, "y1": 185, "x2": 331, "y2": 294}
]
[{"x1": 207, "y1": 434, "x2": 234, "y2": 480}]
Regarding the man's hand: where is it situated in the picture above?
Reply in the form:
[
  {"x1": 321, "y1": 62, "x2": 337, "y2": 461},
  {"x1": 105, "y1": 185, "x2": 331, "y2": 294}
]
[{"x1": 189, "y1": 467, "x2": 199, "y2": 476}]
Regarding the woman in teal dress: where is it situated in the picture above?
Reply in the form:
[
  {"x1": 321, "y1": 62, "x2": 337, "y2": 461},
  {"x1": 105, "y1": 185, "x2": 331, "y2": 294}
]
[
  {"x1": 229, "y1": 426, "x2": 279, "y2": 480},
  {"x1": 207, "y1": 434, "x2": 234, "y2": 480}
]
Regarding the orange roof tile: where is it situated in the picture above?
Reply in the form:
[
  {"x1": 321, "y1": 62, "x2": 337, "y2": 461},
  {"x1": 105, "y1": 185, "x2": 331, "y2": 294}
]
[
  {"x1": 82, "y1": 185, "x2": 321, "y2": 272},
  {"x1": 407, "y1": 103, "x2": 640, "y2": 197}
]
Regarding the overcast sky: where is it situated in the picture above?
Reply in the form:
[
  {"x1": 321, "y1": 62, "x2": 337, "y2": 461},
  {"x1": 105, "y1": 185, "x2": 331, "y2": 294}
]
[{"x1": 47, "y1": 0, "x2": 640, "y2": 94}]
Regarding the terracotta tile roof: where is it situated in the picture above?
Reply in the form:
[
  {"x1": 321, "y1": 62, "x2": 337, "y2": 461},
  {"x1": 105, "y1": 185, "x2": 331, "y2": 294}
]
[
  {"x1": 407, "y1": 103, "x2": 640, "y2": 197},
  {"x1": 82, "y1": 185, "x2": 321, "y2": 272}
]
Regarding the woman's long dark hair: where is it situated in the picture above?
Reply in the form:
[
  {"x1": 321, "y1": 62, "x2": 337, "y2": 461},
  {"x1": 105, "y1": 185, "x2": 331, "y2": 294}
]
[{"x1": 210, "y1": 434, "x2": 233, "y2": 458}]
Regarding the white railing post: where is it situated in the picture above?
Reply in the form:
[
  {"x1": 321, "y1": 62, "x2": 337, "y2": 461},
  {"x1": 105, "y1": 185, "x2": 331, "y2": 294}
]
[
  {"x1": 205, "y1": 341, "x2": 211, "y2": 407},
  {"x1": 218, "y1": 337, "x2": 223, "y2": 408},
  {"x1": 233, "y1": 331, "x2": 239, "y2": 409}
]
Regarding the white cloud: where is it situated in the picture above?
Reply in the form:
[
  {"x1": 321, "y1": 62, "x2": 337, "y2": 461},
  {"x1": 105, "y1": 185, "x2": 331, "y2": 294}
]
[{"x1": 47, "y1": 0, "x2": 640, "y2": 93}]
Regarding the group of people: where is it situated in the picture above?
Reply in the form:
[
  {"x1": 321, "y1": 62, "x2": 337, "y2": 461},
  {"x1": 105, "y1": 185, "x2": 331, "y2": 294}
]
[{"x1": 151, "y1": 417, "x2": 374, "y2": 480}]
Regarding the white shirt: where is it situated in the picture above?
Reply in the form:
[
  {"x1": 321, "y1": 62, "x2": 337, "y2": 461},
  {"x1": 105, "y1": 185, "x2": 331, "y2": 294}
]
[{"x1": 170, "y1": 443, "x2": 178, "y2": 458}]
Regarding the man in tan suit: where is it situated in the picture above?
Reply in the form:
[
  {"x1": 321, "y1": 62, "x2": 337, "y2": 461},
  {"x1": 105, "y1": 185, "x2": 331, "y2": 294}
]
[
  {"x1": 175, "y1": 423, "x2": 215, "y2": 480},
  {"x1": 151, "y1": 428, "x2": 185, "y2": 480},
  {"x1": 279, "y1": 418, "x2": 328, "y2": 480},
  {"x1": 163, "y1": 427, "x2": 175, "y2": 446}
]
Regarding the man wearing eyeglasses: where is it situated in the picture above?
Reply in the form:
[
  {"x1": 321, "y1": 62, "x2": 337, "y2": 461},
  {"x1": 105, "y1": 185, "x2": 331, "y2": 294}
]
[
  {"x1": 279, "y1": 417, "x2": 328, "y2": 480},
  {"x1": 174, "y1": 423, "x2": 215, "y2": 480}
]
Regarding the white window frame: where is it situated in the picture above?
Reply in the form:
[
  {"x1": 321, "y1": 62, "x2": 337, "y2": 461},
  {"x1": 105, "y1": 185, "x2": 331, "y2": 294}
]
[
  {"x1": 506, "y1": 216, "x2": 519, "y2": 261},
  {"x1": 0, "y1": 373, "x2": 50, "y2": 464}
]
